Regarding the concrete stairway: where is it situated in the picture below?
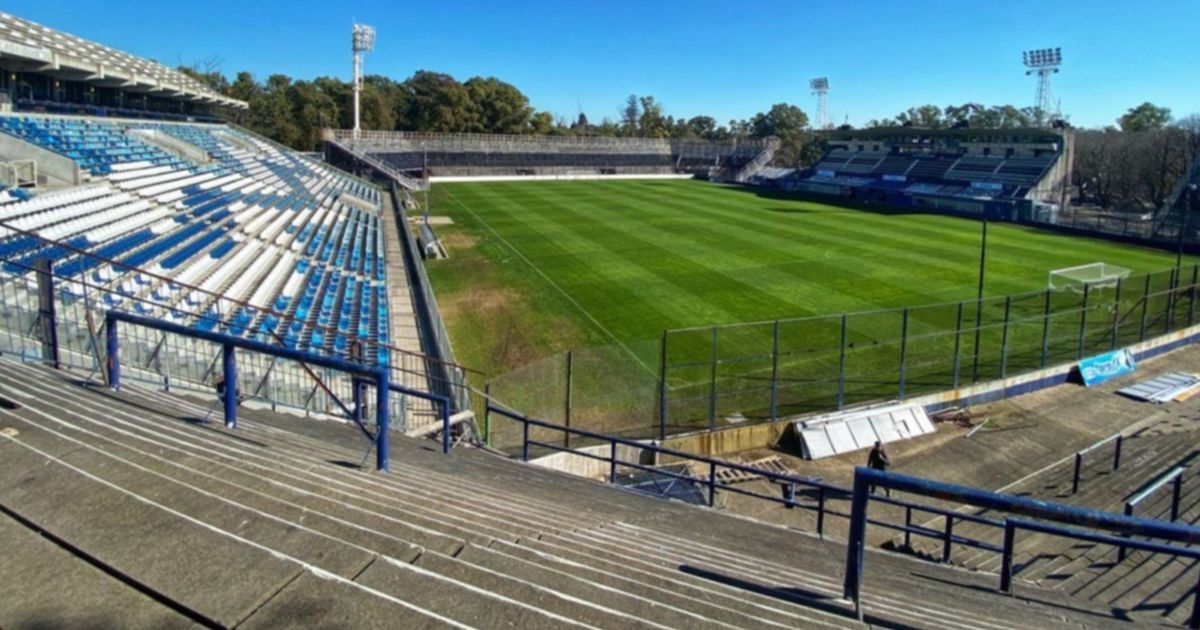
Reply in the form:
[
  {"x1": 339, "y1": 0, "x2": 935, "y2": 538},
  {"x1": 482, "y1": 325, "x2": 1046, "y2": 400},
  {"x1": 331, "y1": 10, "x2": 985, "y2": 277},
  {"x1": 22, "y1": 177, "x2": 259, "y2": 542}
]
[
  {"x1": 378, "y1": 189, "x2": 437, "y2": 429},
  {"x1": 905, "y1": 427, "x2": 1200, "y2": 626},
  {"x1": 0, "y1": 358, "x2": 1132, "y2": 628}
]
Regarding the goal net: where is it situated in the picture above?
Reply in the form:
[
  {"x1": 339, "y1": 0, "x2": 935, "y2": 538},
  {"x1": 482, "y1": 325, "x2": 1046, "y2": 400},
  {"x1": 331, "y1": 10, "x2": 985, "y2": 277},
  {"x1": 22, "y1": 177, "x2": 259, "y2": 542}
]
[{"x1": 1048, "y1": 262, "x2": 1132, "y2": 292}]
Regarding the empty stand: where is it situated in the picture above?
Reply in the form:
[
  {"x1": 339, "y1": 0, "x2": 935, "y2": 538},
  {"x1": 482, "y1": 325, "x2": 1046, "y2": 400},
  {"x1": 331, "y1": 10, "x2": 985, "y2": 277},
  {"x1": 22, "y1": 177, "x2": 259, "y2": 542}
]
[{"x1": 0, "y1": 358, "x2": 1129, "y2": 628}]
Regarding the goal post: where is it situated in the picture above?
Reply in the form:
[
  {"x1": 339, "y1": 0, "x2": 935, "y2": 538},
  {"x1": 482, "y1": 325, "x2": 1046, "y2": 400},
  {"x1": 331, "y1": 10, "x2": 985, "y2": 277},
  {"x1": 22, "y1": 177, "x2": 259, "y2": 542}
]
[{"x1": 1048, "y1": 262, "x2": 1132, "y2": 292}]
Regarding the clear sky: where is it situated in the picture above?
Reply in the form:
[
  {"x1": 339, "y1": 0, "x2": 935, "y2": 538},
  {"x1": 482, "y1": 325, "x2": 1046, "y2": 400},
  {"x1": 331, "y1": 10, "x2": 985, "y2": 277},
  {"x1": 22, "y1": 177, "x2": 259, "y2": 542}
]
[{"x1": 8, "y1": 0, "x2": 1199, "y2": 129}]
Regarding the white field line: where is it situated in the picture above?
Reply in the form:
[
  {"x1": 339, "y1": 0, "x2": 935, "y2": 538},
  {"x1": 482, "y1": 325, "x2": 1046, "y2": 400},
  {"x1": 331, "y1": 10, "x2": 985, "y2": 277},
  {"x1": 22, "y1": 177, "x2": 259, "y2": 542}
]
[{"x1": 438, "y1": 184, "x2": 656, "y2": 377}]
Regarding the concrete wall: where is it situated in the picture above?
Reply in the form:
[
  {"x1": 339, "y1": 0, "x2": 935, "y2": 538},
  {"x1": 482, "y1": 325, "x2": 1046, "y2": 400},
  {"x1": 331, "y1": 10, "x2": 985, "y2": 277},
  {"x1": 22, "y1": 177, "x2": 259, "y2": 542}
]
[
  {"x1": 530, "y1": 441, "x2": 655, "y2": 480},
  {"x1": 659, "y1": 321, "x2": 1200, "y2": 459},
  {"x1": 0, "y1": 130, "x2": 80, "y2": 187},
  {"x1": 129, "y1": 129, "x2": 210, "y2": 165}
]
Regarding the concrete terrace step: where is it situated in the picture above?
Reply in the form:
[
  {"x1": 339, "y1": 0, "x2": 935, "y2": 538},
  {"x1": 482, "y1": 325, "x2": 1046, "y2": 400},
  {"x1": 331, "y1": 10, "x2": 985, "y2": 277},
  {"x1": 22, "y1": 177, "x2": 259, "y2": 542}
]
[
  {"x1": 0, "y1": 509, "x2": 196, "y2": 629},
  {"x1": 911, "y1": 430, "x2": 1199, "y2": 571},
  {"x1": 892, "y1": 417, "x2": 1200, "y2": 627},
  {"x1": 0, "y1": 379, "x2": 617, "y2": 628},
  {"x1": 0, "y1": 359, "x2": 1147, "y2": 628}
]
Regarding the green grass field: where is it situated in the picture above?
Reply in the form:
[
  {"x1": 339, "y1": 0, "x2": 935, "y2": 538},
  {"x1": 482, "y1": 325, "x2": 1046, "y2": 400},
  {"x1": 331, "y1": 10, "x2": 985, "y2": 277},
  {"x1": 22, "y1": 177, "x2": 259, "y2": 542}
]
[
  {"x1": 422, "y1": 179, "x2": 1195, "y2": 439},
  {"x1": 426, "y1": 179, "x2": 1186, "y2": 371}
]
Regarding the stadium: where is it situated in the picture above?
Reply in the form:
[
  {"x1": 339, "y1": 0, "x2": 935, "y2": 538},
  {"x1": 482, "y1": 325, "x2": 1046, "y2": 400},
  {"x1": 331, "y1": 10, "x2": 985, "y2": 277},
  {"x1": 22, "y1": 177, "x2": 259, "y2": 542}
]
[{"x1": 2, "y1": 7, "x2": 1200, "y2": 629}]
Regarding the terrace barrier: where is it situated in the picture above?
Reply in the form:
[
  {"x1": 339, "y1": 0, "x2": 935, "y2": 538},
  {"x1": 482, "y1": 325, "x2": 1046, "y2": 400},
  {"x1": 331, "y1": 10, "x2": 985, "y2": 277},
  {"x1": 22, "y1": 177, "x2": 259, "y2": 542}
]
[
  {"x1": 484, "y1": 264, "x2": 1200, "y2": 448},
  {"x1": 104, "y1": 310, "x2": 456, "y2": 469},
  {"x1": 843, "y1": 467, "x2": 1200, "y2": 628}
]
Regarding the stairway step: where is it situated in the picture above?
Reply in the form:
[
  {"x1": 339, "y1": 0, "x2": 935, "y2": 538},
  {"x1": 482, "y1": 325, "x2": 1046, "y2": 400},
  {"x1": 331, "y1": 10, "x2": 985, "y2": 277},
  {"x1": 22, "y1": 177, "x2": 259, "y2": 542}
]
[
  {"x1": 0, "y1": 510, "x2": 195, "y2": 629},
  {"x1": 0, "y1": 440, "x2": 304, "y2": 628}
]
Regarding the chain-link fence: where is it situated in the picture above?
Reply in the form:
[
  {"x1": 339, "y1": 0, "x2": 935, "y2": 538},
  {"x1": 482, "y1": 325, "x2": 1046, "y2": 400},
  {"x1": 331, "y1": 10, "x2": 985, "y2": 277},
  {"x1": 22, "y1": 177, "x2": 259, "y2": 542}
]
[{"x1": 484, "y1": 266, "x2": 1200, "y2": 447}]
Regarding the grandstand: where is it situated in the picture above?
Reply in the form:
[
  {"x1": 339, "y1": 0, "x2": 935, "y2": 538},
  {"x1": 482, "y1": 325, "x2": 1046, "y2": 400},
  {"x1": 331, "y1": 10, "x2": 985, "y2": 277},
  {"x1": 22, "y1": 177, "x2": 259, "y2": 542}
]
[
  {"x1": 783, "y1": 127, "x2": 1072, "y2": 218},
  {"x1": 326, "y1": 129, "x2": 779, "y2": 182},
  {"x1": 0, "y1": 12, "x2": 244, "y2": 120},
  {"x1": 0, "y1": 113, "x2": 392, "y2": 363},
  {"x1": 0, "y1": 11, "x2": 453, "y2": 431},
  {"x1": 6, "y1": 8, "x2": 1200, "y2": 630}
]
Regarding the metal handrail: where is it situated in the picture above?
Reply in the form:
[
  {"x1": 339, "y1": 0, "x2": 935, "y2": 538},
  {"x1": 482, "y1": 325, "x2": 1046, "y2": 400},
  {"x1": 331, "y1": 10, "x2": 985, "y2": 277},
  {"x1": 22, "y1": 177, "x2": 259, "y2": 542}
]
[
  {"x1": 492, "y1": 403, "x2": 1006, "y2": 547},
  {"x1": 1129, "y1": 465, "x2": 1187, "y2": 509},
  {"x1": 1118, "y1": 466, "x2": 1189, "y2": 561},
  {"x1": 1002, "y1": 517, "x2": 1200, "y2": 628},
  {"x1": 0, "y1": 215, "x2": 479, "y2": 376},
  {"x1": 844, "y1": 467, "x2": 1200, "y2": 626},
  {"x1": 1072, "y1": 433, "x2": 1124, "y2": 494}
]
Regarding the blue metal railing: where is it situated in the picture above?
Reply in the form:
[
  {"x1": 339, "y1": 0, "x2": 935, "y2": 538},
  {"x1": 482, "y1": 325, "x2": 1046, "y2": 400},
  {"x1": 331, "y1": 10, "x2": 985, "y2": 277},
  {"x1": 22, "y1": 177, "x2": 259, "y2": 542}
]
[
  {"x1": 105, "y1": 310, "x2": 456, "y2": 470},
  {"x1": 1072, "y1": 433, "x2": 1124, "y2": 494},
  {"x1": 844, "y1": 467, "x2": 1200, "y2": 628},
  {"x1": 489, "y1": 404, "x2": 1004, "y2": 547},
  {"x1": 491, "y1": 401, "x2": 1200, "y2": 626},
  {"x1": 1120, "y1": 465, "x2": 1189, "y2": 561}
]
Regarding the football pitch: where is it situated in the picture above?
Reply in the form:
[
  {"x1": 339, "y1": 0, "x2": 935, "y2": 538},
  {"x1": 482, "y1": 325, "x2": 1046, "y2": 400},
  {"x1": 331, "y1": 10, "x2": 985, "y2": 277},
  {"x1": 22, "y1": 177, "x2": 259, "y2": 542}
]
[{"x1": 424, "y1": 178, "x2": 1189, "y2": 380}]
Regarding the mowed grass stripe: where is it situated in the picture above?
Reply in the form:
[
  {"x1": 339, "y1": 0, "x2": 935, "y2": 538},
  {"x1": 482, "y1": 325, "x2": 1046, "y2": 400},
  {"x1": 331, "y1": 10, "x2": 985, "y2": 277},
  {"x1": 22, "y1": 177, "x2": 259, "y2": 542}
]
[
  {"x1": 429, "y1": 180, "x2": 1192, "y2": 375},
  {"x1": 552, "y1": 181, "x2": 968, "y2": 325},
  {"x1": 515, "y1": 182, "x2": 814, "y2": 324},
  {"x1": 645, "y1": 179, "x2": 1177, "y2": 282},
  {"x1": 468, "y1": 183, "x2": 753, "y2": 336},
  {"x1": 641, "y1": 181, "x2": 1175, "y2": 296},
  {"x1": 609, "y1": 182, "x2": 984, "y2": 309},
  {"x1": 446, "y1": 183, "x2": 706, "y2": 338}
]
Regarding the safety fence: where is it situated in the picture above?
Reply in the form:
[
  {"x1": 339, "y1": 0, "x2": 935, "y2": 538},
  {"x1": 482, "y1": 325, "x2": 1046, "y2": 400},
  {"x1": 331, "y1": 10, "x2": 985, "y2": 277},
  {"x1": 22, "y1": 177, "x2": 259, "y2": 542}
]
[
  {"x1": 844, "y1": 468, "x2": 1200, "y2": 628},
  {"x1": 388, "y1": 180, "x2": 472, "y2": 416},
  {"x1": 102, "y1": 310, "x2": 452, "y2": 471},
  {"x1": 0, "y1": 226, "x2": 469, "y2": 434},
  {"x1": 484, "y1": 265, "x2": 1200, "y2": 447},
  {"x1": 487, "y1": 403, "x2": 1200, "y2": 627}
]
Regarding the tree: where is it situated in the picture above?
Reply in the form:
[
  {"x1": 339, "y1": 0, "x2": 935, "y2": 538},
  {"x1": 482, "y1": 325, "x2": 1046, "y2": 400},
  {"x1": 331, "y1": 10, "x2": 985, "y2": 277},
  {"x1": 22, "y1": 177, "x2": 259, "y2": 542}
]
[
  {"x1": 897, "y1": 104, "x2": 944, "y2": 128},
  {"x1": 177, "y1": 55, "x2": 229, "y2": 93},
  {"x1": 465, "y1": 77, "x2": 533, "y2": 134},
  {"x1": 247, "y1": 74, "x2": 301, "y2": 148},
  {"x1": 620, "y1": 95, "x2": 640, "y2": 135},
  {"x1": 1119, "y1": 102, "x2": 1172, "y2": 132},
  {"x1": 529, "y1": 111, "x2": 554, "y2": 135},
  {"x1": 749, "y1": 103, "x2": 812, "y2": 166},
  {"x1": 638, "y1": 96, "x2": 668, "y2": 138},
  {"x1": 402, "y1": 71, "x2": 476, "y2": 132},
  {"x1": 686, "y1": 115, "x2": 718, "y2": 140},
  {"x1": 571, "y1": 112, "x2": 590, "y2": 134}
]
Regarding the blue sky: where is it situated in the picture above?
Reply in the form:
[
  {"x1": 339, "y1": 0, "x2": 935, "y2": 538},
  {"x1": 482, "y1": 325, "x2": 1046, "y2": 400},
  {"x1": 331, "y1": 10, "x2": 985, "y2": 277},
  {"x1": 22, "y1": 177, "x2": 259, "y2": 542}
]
[{"x1": 8, "y1": 0, "x2": 1199, "y2": 128}]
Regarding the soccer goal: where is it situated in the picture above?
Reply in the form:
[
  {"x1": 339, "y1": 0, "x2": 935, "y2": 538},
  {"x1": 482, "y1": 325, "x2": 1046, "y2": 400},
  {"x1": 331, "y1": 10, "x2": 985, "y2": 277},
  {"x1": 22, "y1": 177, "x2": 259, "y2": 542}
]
[{"x1": 1048, "y1": 262, "x2": 1132, "y2": 292}]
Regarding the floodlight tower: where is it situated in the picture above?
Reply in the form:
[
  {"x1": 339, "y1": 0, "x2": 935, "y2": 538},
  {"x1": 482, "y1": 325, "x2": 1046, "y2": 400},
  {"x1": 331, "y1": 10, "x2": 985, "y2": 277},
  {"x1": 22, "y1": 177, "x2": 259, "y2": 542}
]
[
  {"x1": 1022, "y1": 47, "x2": 1062, "y2": 126},
  {"x1": 810, "y1": 77, "x2": 830, "y2": 130},
  {"x1": 352, "y1": 23, "x2": 376, "y2": 139}
]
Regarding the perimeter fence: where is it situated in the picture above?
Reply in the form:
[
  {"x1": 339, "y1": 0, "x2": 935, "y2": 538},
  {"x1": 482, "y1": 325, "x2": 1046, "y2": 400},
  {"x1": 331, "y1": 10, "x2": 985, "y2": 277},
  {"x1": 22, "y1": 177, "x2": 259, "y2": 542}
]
[{"x1": 484, "y1": 265, "x2": 1200, "y2": 450}]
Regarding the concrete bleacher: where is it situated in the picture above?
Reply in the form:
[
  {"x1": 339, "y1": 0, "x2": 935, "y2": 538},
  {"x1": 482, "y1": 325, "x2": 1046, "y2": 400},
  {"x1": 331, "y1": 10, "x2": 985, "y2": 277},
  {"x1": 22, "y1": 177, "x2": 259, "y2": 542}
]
[
  {"x1": 0, "y1": 357, "x2": 1129, "y2": 628},
  {"x1": 903, "y1": 425, "x2": 1200, "y2": 626},
  {"x1": 789, "y1": 135, "x2": 1061, "y2": 212},
  {"x1": 330, "y1": 130, "x2": 775, "y2": 181}
]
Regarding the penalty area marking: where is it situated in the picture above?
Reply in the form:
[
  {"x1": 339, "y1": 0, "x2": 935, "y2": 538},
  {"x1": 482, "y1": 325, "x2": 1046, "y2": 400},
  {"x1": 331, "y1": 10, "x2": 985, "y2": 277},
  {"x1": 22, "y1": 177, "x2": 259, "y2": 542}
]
[{"x1": 439, "y1": 185, "x2": 656, "y2": 377}]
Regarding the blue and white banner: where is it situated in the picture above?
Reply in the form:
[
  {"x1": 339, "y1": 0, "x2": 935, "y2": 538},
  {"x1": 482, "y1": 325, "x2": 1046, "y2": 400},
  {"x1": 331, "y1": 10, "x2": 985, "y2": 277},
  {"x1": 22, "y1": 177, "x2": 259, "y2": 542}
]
[{"x1": 1078, "y1": 349, "x2": 1137, "y2": 387}]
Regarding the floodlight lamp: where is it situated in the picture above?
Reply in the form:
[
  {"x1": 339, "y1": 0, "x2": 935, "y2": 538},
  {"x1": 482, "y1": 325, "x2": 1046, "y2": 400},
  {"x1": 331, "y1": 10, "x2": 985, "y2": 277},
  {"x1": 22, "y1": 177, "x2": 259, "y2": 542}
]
[{"x1": 352, "y1": 24, "x2": 376, "y2": 53}]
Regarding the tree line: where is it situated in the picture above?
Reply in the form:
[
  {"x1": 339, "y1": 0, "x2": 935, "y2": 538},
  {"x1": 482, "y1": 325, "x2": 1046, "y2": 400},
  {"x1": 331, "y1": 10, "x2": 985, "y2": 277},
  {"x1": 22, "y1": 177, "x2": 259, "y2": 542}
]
[
  {"x1": 184, "y1": 64, "x2": 1196, "y2": 211},
  {"x1": 181, "y1": 65, "x2": 822, "y2": 162}
]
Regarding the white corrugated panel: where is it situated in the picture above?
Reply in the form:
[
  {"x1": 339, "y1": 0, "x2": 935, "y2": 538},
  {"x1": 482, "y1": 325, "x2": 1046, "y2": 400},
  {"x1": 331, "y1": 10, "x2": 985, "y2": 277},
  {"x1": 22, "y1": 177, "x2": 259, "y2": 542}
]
[{"x1": 795, "y1": 402, "x2": 936, "y2": 460}]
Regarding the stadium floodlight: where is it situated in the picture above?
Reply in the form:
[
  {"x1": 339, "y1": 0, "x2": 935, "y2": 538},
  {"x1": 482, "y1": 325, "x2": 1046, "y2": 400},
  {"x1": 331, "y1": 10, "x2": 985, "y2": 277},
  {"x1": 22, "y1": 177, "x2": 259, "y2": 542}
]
[
  {"x1": 810, "y1": 77, "x2": 830, "y2": 130},
  {"x1": 351, "y1": 24, "x2": 376, "y2": 139},
  {"x1": 1022, "y1": 47, "x2": 1062, "y2": 127}
]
